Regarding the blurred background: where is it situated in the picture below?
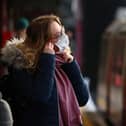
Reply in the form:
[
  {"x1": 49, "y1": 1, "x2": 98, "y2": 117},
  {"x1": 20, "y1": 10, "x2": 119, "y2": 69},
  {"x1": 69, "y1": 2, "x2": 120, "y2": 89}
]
[{"x1": 1, "y1": 0, "x2": 126, "y2": 125}]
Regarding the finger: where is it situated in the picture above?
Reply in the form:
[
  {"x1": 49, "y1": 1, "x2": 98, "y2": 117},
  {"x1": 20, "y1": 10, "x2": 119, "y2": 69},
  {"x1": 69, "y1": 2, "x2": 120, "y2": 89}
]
[{"x1": 49, "y1": 42, "x2": 54, "y2": 49}]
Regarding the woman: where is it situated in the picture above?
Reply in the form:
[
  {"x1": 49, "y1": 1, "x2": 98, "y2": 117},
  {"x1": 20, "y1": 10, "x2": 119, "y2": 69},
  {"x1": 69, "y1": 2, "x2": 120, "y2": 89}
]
[{"x1": 0, "y1": 14, "x2": 89, "y2": 126}]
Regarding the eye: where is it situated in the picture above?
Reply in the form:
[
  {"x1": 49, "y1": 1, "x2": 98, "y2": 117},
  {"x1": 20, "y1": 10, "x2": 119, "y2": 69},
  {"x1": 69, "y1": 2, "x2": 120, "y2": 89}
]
[
  {"x1": 49, "y1": 26, "x2": 63, "y2": 41},
  {"x1": 51, "y1": 32, "x2": 62, "y2": 40}
]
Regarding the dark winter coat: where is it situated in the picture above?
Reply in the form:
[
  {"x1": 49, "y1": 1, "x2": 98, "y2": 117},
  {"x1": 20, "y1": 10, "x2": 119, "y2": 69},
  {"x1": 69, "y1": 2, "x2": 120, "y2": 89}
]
[{"x1": 0, "y1": 44, "x2": 89, "y2": 126}]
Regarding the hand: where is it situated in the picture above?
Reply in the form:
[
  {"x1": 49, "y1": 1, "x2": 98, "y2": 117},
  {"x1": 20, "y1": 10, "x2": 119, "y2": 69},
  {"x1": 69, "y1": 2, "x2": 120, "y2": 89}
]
[
  {"x1": 43, "y1": 42, "x2": 55, "y2": 54},
  {"x1": 62, "y1": 48, "x2": 73, "y2": 63}
]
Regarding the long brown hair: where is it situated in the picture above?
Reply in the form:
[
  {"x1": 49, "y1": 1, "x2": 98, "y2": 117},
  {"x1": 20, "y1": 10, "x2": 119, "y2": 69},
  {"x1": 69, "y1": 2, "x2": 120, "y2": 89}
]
[{"x1": 17, "y1": 14, "x2": 62, "y2": 70}]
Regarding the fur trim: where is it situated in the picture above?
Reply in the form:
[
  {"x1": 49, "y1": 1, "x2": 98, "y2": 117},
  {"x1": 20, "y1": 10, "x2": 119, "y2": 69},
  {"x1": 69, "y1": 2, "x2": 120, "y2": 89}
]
[
  {"x1": 6, "y1": 37, "x2": 24, "y2": 46},
  {"x1": 0, "y1": 40, "x2": 26, "y2": 69}
]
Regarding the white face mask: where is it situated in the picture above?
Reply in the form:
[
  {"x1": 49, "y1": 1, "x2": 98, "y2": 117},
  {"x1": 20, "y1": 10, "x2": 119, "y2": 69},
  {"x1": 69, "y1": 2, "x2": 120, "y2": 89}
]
[{"x1": 55, "y1": 33, "x2": 69, "y2": 52}]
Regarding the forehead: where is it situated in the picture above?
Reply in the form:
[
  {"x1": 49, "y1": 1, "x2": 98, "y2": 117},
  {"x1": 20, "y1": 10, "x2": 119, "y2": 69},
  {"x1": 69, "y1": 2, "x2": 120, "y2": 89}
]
[{"x1": 50, "y1": 21, "x2": 62, "y2": 34}]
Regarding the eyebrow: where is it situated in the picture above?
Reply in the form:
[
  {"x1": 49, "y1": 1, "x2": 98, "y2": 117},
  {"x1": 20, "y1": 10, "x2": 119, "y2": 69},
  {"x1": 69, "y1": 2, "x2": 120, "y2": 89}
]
[{"x1": 54, "y1": 32, "x2": 62, "y2": 34}]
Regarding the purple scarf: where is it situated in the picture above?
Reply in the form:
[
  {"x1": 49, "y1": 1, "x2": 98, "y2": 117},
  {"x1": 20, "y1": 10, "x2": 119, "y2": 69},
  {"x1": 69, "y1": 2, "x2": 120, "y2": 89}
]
[{"x1": 55, "y1": 54, "x2": 82, "y2": 126}]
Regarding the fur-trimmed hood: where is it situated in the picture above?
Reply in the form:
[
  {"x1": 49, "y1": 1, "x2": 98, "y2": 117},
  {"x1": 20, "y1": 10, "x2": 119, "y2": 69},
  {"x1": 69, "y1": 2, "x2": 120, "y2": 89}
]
[{"x1": 0, "y1": 38, "x2": 26, "y2": 69}]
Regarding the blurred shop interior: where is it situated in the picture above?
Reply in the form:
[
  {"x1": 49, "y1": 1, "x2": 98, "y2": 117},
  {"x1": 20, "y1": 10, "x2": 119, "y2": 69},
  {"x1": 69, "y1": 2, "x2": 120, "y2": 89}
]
[{"x1": 1, "y1": 0, "x2": 126, "y2": 126}]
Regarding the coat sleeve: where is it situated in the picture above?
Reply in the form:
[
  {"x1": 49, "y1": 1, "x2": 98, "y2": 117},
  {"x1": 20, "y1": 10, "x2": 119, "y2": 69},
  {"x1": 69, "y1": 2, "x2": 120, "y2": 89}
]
[
  {"x1": 61, "y1": 59, "x2": 89, "y2": 106},
  {"x1": 11, "y1": 53, "x2": 55, "y2": 103}
]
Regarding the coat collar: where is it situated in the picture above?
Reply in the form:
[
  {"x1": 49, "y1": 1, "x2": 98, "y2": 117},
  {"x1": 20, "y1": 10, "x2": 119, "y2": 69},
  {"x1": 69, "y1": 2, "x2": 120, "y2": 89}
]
[{"x1": 0, "y1": 38, "x2": 26, "y2": 69}]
